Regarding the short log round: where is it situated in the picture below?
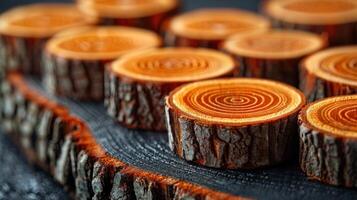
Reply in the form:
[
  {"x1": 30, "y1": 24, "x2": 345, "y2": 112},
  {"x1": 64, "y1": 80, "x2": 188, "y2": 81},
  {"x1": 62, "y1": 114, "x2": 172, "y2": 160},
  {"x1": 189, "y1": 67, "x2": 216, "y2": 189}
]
[
  {"x1": 165, "y1": 78, "x2": 306, "y2": 169},
  {"x1": 223, "y1": 30, "x2": 326, "y2": 87},
  {"x1": 44, "y1": 26, "x2": 161, "y2": 100},
  {"x1": 300, "y1": 46, "x2": 357, "y2": 102},
  {"x1": 77, "y1": 0, "x2": 178, "y2": 32},
  {"x1": 263, "y1": 0, "x2": 357, "y2": 46},
  {"x1": 0, "y1": 3, "x2": 97, "y2": 75},
  {"x1": 105, "y1": 48, "x2": 236, "y2": 131},
  {"x1": 165, "y1": 9, "x2": 270, "y2": 49},
  {"x1": 299, "y1": 95, "x2": 357, "y2": 187}
]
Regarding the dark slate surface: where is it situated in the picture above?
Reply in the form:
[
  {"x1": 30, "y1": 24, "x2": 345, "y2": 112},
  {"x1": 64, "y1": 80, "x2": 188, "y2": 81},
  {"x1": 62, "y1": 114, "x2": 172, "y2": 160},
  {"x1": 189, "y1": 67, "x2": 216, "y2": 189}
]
[
  {"x1": 0, "y1": 131, "x2": 69, "y2": 200},
  {"x1": 26, "y1": 74, "x2": 357, "y2": 200}
]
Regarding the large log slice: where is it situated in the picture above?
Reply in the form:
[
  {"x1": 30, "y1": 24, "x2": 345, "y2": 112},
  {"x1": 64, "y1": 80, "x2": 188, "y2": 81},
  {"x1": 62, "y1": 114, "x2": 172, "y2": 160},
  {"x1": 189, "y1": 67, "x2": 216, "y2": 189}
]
[
  {"x1": 105, "y1": 47, "x2": 236, "y2": 131},
  {"x1": 44, "y1": 26, "x2": 161, "y2": 100},
  {"x1": 300, "y1": 46, "x2": 357, "y2": 102},
  {"x1": 165, "y1": 9, "x2": 270, "y2": 49},
  {"x1": 77, "y1": 0, "x2": 179, "y2": 32},
  {"x1": 0, "y1": 72, "x2": 247, "y2": 200},
  {"x1": 0, "y1": 3, "x2": 97, "y2": 75},
  {"x1": 165, "y1": 78, "x2": 306, "y2": 169},
  {"x1": 263, "y1": 0, "x2": 357, "y2": 46},
  {"x1": 222, "y1": 30, "x2": 326, "y2": 87},
  {"x1": 299, "y1": 95, "x2": 357, "y2": 187}
]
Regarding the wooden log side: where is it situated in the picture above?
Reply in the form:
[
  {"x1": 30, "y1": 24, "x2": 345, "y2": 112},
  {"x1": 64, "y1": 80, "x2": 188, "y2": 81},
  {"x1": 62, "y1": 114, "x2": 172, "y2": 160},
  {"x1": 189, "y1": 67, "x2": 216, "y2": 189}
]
[
  {"x1": 298, "y1": 120, "x2": 357, "y2": 187},
  {"x1": 165, "y1": 104, "x2": 299, "y2": 169},
  {"x1": 164, "y1": 32, "x2": 222, "y2": 49},
  {"x1": 43, "y1": 53, "x2": 106, "y2": 101},
  {"x1": 0, "y1": 73, "x2": 247, "y2": 200},
  {"x1": 0, "y1": 35, "x2": 47, "y2": 75},
  {"x1": 104, "y1": 69, "x2": 179, "y2": 131}
]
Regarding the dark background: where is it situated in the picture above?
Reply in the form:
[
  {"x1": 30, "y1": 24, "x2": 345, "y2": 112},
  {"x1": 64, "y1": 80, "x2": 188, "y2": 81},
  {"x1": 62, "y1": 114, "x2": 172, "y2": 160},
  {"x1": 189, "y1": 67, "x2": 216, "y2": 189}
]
[{"x1": 0, "y1": 1, "x2": 261, "y2": 199}]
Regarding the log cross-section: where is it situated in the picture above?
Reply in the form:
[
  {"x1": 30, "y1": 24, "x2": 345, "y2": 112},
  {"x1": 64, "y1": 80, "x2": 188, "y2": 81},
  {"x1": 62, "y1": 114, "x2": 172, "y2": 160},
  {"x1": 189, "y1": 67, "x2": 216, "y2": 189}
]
[
  {"x1": 300, "y1": 46, "x2": 357, "y2": 102},
  {"x1": 0, "y1": 3, "x2": 97, "y2": 75},
  {"x1": 44, "y1": 26, "x2": 161, "y2": 100},
  {"x1": 105, "y1": 48, "x2": 236, "y2": 131},
  {"x1": 299, "y1": 95, "x2": 357, "y2": 187},
  {"x1": 165, "y1": 78, "x2": 306, "y2": 169}
]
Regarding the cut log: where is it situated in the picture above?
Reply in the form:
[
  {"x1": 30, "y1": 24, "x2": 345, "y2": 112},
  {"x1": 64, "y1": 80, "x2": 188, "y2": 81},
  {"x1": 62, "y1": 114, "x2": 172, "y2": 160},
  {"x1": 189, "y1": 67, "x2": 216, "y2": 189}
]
[
  {"x1": 0, "y1": 3, "x2": 97, "y2": 75},
  {"x1": 222, "y1": 30, "x2": 326, "y2": 87},
  {"x1": 165, "y1": 78, "x2": 306, "y2": 169},
  {"x1": 44, "y1": 26, "x2": 161, "y2": 100},
  {"x1": 77, "y1": 0, "x2": 178, "y2": 32},
  {"x1": 165, "y1": 9, "x2": 270, "y2": 48},
  {"x1": 1, "y1": 72, "x2": 245, "y2": 200},
  {"x1": 298, "y1": 95, "x2": 357, "y2": 187},
  {"x1": 263, "y1": 0, "x2": 357, "y2": 46},
  {"x1": 300, "y1": 46, "x2": 357, "y2": 102},
  {"x1": 105, "y1": 48, "x2": 236, "y2": 131}
]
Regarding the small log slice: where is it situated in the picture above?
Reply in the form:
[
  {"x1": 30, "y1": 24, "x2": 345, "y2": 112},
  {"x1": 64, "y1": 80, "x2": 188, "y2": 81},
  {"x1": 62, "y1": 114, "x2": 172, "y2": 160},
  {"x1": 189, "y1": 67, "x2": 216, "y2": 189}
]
[
  {"x1": 105, "y1": 48, "x2": 236, "y2": 131},
  {"x1": 44, "y1": 26, "x2": 161, "y2": 101},
  {"x1": 299, "y1": 95, "x2": 357, "y2": 187},
  {"x1": 263, "y1": 0, "x2": 357, "y2": 46},
  {"x1": 0, "y1": 3, "x2": 97, "y2": 75},
  {"x1": 77, "y1": 0, "x2": 179, "y2": 32},
  {"x1": 300, "y1": 46, "x2": 357, "y2": 102},
  {"x1": 165, "y1": 9, "x2": 270, "y2": 49},
  {"x1": 222, "y1": 30, "x2": 326, "y2": 87},
  {"x1": 165, "y1": 78, "x2": 306, "y2": 169}
]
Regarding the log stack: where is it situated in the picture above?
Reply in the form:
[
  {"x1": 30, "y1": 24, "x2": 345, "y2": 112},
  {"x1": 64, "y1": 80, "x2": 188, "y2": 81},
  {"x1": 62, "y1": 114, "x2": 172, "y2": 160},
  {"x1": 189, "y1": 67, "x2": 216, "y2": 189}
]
[
  {"x1": 299, "y1": 95, "x2": 357, "y2": 187},
  {"x1": 44, "y1": 26, "x2": 161, "y2": 100},
  {"x1": 223, "y1": 30, "x2": 325, "y2": 87},
  {"x1": 263, "y1": 0, "x2": 357, "y2": 46},
  {"x1": 77, "y1": 0, "x2": 179, "y2": 32},
  {"x1": 300, "y1": 46, "x2": 357, "y2": 102},
  {"x1": 105, "y1": 48, "x2": 236, "y2": 131},
  {"x1": 0, "y1": 3, "x2": 97, "y2": 75},
  {"x1": 165, "y1": 9, "x2": 270, "y2": 48},
  {"x1": 165, "y1": 78, "x2": 306, "y2": 169}
]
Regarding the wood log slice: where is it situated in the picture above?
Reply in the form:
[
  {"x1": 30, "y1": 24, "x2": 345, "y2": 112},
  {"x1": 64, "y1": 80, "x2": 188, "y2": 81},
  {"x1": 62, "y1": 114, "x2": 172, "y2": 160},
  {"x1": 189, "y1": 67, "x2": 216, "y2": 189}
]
[
  {"x1": 1, "y1": 72, "x2": 247, "y2": 200},
  {"x1": 263, "y1": 0, "x2": 357, "y2": 46},
  {"x1": 105, "y1": 47, "x2": 236, "y2": 131},
  {"x1": 299, "y1": 95, "x2": 357, "y2": 187},
  {"x1": 300, "y1": 46, "x2": 357, "y2": 102},
  {"x1": 0, "y1": 3, "x2": 97, "y2": 75},
  {"x1": 165, "y1": 9, "x2": 270, "y2": 49},
  {"x1": 165, "y1": 78, "x2": 306, "y2": 169},
  {"x1": 44, "y1": 26, "x2": 161, "y2": 101},
  {"x1": 77, "y1": 0, "x2": 179, "y2": 32},
  {"x1": 222, "y1": 30, "x2": 326, "y2": 87}
]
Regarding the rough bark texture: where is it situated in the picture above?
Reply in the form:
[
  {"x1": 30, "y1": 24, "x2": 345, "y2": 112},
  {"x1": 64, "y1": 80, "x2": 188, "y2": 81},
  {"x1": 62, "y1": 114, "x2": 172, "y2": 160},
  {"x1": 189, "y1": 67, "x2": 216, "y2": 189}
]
[
  {"x1": 165, "y1": 104, "x2": 299, "y2": 169},
  {"x1": 0, "y1": 73, "x2": 244, "y2": 200},
  {"x1": 298, "y1": 119, "x2": 357, "y2": 187},
  {"x1": 0, "y1": 34, "x2": 47, "y2": 75},
  {"x1": 269, "y1": 18, "x2": 357, "y2": 46},
  {"x1": 43, "y1": 53, "x2": 106, "y2": 101},
  {"x1": 233, "y1": 55, "x2": 301, "y2": 87},
  {"x1": 299, "y1": 64, "x2": 357, "y2": 102},
  {"x1": 164, "y1": 31, "x2": 222, "y2": 49},
  {"x1": 104, "y1": 68, "x2": 181, "y2": 131}
]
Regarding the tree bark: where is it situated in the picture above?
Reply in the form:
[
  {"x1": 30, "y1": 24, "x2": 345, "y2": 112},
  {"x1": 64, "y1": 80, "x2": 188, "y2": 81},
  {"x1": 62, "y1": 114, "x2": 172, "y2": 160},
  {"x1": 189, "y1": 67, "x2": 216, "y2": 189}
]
[{"x1": 165, "y1": 79, "x2": 305, "y2": 169}]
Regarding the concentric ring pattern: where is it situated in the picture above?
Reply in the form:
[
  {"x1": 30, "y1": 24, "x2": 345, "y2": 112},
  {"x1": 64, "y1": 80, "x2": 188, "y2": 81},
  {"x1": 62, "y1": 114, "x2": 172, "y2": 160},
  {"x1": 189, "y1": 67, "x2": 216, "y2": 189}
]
[
  {"x1": 304, "y1": 46, "x2": 357, "y2": 86},
  {"x1": 111, "y1": 48, "x2": 235, "y2": 82},
  {"x1": 170, "y1": 79, "x2": 305, "y2": 125},
  {"x1": 224, "y1": 30, "x2": 324, "y2": 59},
  {"x1": 169, "y1": 9, "x2": 269, "y2": 40},
  {"x1": 46, "y1": 26, "x2": 161, "y2": 60},
  {"x1": 306, "y1": 95, "x2": 357, "y2": 137}
]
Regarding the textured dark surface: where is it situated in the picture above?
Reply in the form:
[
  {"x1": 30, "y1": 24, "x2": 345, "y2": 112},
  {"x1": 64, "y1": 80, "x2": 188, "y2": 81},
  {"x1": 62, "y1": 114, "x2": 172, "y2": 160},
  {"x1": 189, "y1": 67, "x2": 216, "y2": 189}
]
[
  {"x1": 24, "y1": 76, "x2": 357, "y2": 200},
  {"x1": 0, "y1": 130, "x2": 69, "y2": 200}
]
